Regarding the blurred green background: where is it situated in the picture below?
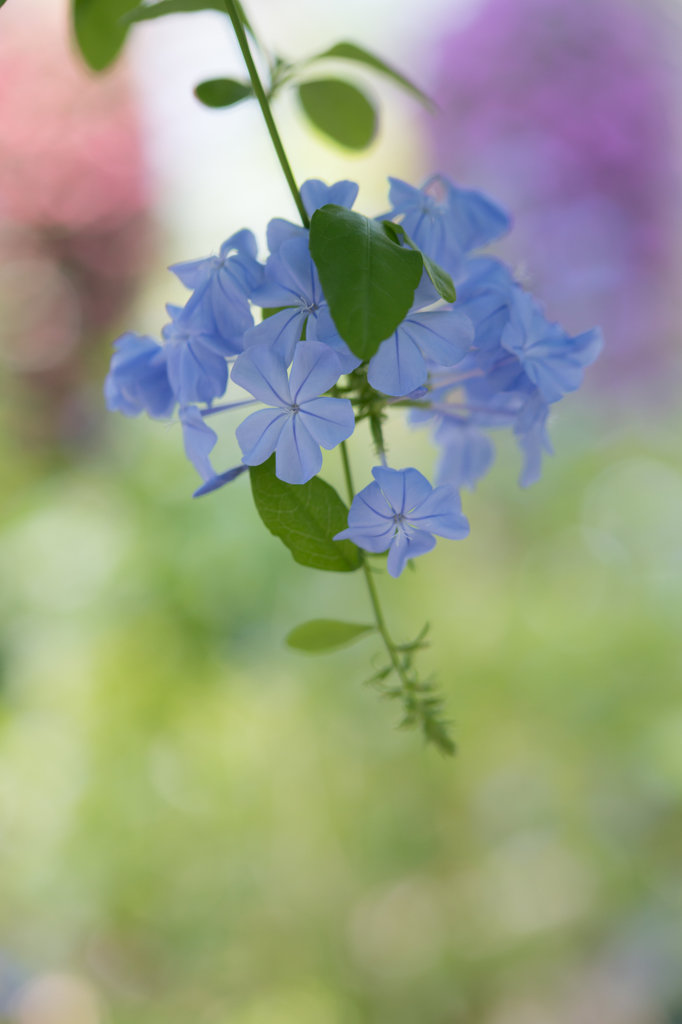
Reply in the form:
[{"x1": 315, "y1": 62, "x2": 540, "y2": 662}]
[{"x1": 1, "y1": 0, "x2": 682, "y2": 1022}]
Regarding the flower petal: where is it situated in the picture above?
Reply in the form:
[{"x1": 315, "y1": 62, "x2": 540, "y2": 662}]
[
  {"x1": 289, "y1": 341, "x2": 343, "y2": 404},
  {"x1": 386, "y1": 529, "x2": 436, "y2": 578},
  {"x1": 301, "y1": 178, "x2": 359, "y2": 216},
  {"x1": 334, "y1": 524, "x2": 396, "y2": 553},
  {"x1": 236, "y1": 408, "x2": 288, "y2": 465},
  {"x1": 298, "y1": 396, "x2": 354, "y2": 449},
  {"x1": 231, "y1": 345, "x2": 292, "y2": 406},
  {"x1": 406, "y1": 485, "x2": 470, "y2": 539},
  {"x1": 242, "y1": 308, "x2": 306, "y2": 365},
  {"x1": 402, "y1": 310, "x2": 474, "y2": 366},
  {"x1": 315, "y1": 306, "x2": 362, "y2": 372},
  {"x1": 372, "y1": 466, "x2": 432, "y2": 516},
  {"x1": 180, "y1": 405, "x2": 218, "y2": 481},
  {"x1": 275, "y1": 414, "x2": 322, "y2": 485},
  {"x1": 367, "y1": 331, "x2": 427, "y2": 397},
  {"x1": 193, "y1": 464, "x2": 249, "y2": 497}
]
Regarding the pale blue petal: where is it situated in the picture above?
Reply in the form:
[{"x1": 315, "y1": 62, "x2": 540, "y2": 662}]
[
  {"x1": 372, "y1": 465, "x2": 432, "y2": 515},
  {"x1": 406, "y1": 485, "x2": 470, "y2": 539},
  {"x1": 180, "y1": 405, "x2": 218, "y2": 481},
  {"x1": 298, "y1": 397, "x2": 354, "y2": 449},
  {"x1": 402, "y1": 310, "x2": 474, "y2": 366},
  {"x1": 266, "y1": 218, "x2": 307, "y2": 254},
  {"x1": 277, "y1": 236, "x2": 320, "y2": 303},
  {"x1": 166, "y1": 338, "x2": 227, "y2": 405},
  {"x1": 334, "y1": 525, "x2": 396, "y2": 553},
  {"x1": 105, "y1": 332, "x2": 175, "y2": 420},
  {"x1": 301, "y1": 179, "x2": 359, "y2": 216},
  {"x1": 435, "y1": 424, "x2": 495, "y2": 491},
  {"x1": 169, "y1": 255, "x2": 214, "y2": 289},
  {"x1": 236, "y1": 408, "x2": 288, "y2": 465},
  {"x1": 315, "y1": 306, "x2": 362, "y2": 372},
  {"x1": 242, "y1": 308, "x2": 306, "y2": 364},
  {"x1": 219, "y1": 227, "x2": 258, "y2": 262},
  {"x1": 231, "y1": 345, "x2": 292, "y2": 407},
  {"x1": 193, "y1": 464, "x2": 248, "y2": 497},
  {"x1": 289, "y1": 341, "x2": 342, "y2": 403},
  {"x1": 367, "y1": 332, "x2": 427, "y2": 397},
  {"x1": 275, "y1": 414, "x2": 322, "y2": 484},
  {"x1": 387, "y1": 530, "x2": 436, "y2": 578}
]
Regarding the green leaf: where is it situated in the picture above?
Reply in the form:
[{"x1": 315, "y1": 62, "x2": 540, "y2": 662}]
[
  {"x1": 249, "y1": 456, "x2": 361, "y2": 572},
  {"x1": 123, "y1": 0, "x2": 227, "y2": 24},
  {"x1": 122, "y1": 0, "x2": 257, "y2": 40},
  {"x1": 286, "y1": 619, "x2": 375, "y2": 653},
  {"x1": 194, "y1": 78, "x2": 252, "y2": 108},
  {"x1": 73, "y1": 0, "x2": 140, "y2": 70},
  {"x1": 382, "y1": 221, "x2": 456, "y2": 303},
  {"x1": 309, "y1": 204, "x2": 423, "y2": 360},
  {"x1": 313, "y1": 41, "x2": 434, "y2": 111},
  {"x1": 297, "y1": 79, "x2": 377, "y2": 151}
]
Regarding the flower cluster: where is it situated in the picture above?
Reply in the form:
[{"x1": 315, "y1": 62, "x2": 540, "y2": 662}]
[{"x1": 105, "y1": 174, "x2": 602, "y2": 576}]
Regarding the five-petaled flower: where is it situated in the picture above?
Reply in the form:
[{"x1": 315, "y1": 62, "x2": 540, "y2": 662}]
[
  {"x1": 334, "y1": 466, "x2": 470, "y2": 577},
  {"x1": 231, "y1": 341, "x2": 355, "y2": 485}
]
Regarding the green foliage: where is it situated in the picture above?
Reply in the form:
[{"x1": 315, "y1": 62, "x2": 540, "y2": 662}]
[
  {"x1": 309, "y1": 204, "x2": 423, "y2": 360},
  {"x1": 72, "y1": 0, "x2": 139, "y2": 71},
  {"x1": 194, "y1": 78, "x2": 253, "y2": 108},
  {"x1": 382, "y1": 221, "x2": 457, "y2": 303},
  {"x1": 297, "y1": 79, "x2": 377, "y2": 150},
  {"x1": 249, "y1": 456, "x2": 361, "y2": 572},
  {"x1": 123, "y1": 0, "x2": 229, "y2": 25},
  {"x1": 312, "y1": 41, "x2": 434, "y2": 110},
  {"x1": 286, "y1": 619, "x2": 375, "y2": 653},
  {"x1": 366, "y1": 624, "x2": 456, "y2": 755}
]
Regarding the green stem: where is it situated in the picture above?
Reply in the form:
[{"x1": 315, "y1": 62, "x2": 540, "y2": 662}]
[
  {"x1": 339, "y1": 441, "x2": 408, "y2": 683},
  {"x1": 222, "y1": 0, "x2": 310, "y2": 229}
]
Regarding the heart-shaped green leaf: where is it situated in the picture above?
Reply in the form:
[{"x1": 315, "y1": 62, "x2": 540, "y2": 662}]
[
  {"x1": 286, "y1": 619, "x2": 375, "y2": 653},
  {"x1": 382, "y1": 221, "x2": 456, "y2": 303},
  {"x1": 311, "y1": 41, "x2": 434, "y2": 111},
  {"x1": 249, "y1": 456, "x2": 361, "y2": 572},
  {"x1": 194, "y1": 78, "x2": 253, "y2": 108},
  {"x1": 73, "y1": 0, "x2": 140, "y2": 70},
  {"x1": 309, "y1": 204, "x2": 423, "y2": 360},
  {"x1": 298, "y1": 79, "x2": 377, "y2": 151}
]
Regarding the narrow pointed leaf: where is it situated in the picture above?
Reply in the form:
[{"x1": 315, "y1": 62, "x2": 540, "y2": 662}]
[
  {"x1": 382, "y1": 221, "x2": 456, "y2": 302},
  {"x1": 250, "y1": 456, "x2": 361, "y2": 572},
  {"x1": 309, "y1": 204, "x2": 423, "y2": 360},
  {"x1": 73, "y1": 0, "x2": 140, "y2": 70},
  {"x1": 298, "y1": 79, "x2": 377, "y2": 151},
  {"x1": 286, "y1": 620, "x2": 375, "y2": 652},
  {"x1": 124, "y1": 0, "x2": 224, "y2": 23},
  {"x1": 195, "y1": 78, "x2": 252, "y2": 108},
  {"x1": 313, "y1": 41, "x2": 434, "y2": 111}
]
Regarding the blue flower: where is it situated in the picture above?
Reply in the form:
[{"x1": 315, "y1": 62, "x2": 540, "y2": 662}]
[
  {"x1": 513, "y1": 390, "x2": 553, "y2": 487},
  {"x1": 245, "y1": 234, "x2": 360, "y2": 371},
  {"x1": 367, "y1": 277, "x2": 474, "y2": 396},
  {"x1": 264, "y1": 178, "x2": 358, "y2": 257},
  {"x1": 170, "y1": 229, "x2": 263, "y2": 349},
  {"x1": 231, "y1": 341, "x2": 355, "y2": 485},
  {"x1": 179, "y1": 405, "x2": 248, "y2": 497},
  {"x1": 380, "y1": 175, "x2": 511, "y2": 277},
  {"x1": 104, "y1": 332, "x2": 175, "y2": 419},
  {"x1": 501, "y1": 290, "x2": 604, "y2": 403},
  {"x1": 162, "y1": 292, "x2": 230, "y2": 405},
  {"x1": 300, "y1": 178, "x2": 359, "y2": 217},
  {"x1": 434, "y1": 419, "x2": 495, "y2": 491},
  {"x1": 335, "y1": 466, "x2": 469, "y2": 577}
]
